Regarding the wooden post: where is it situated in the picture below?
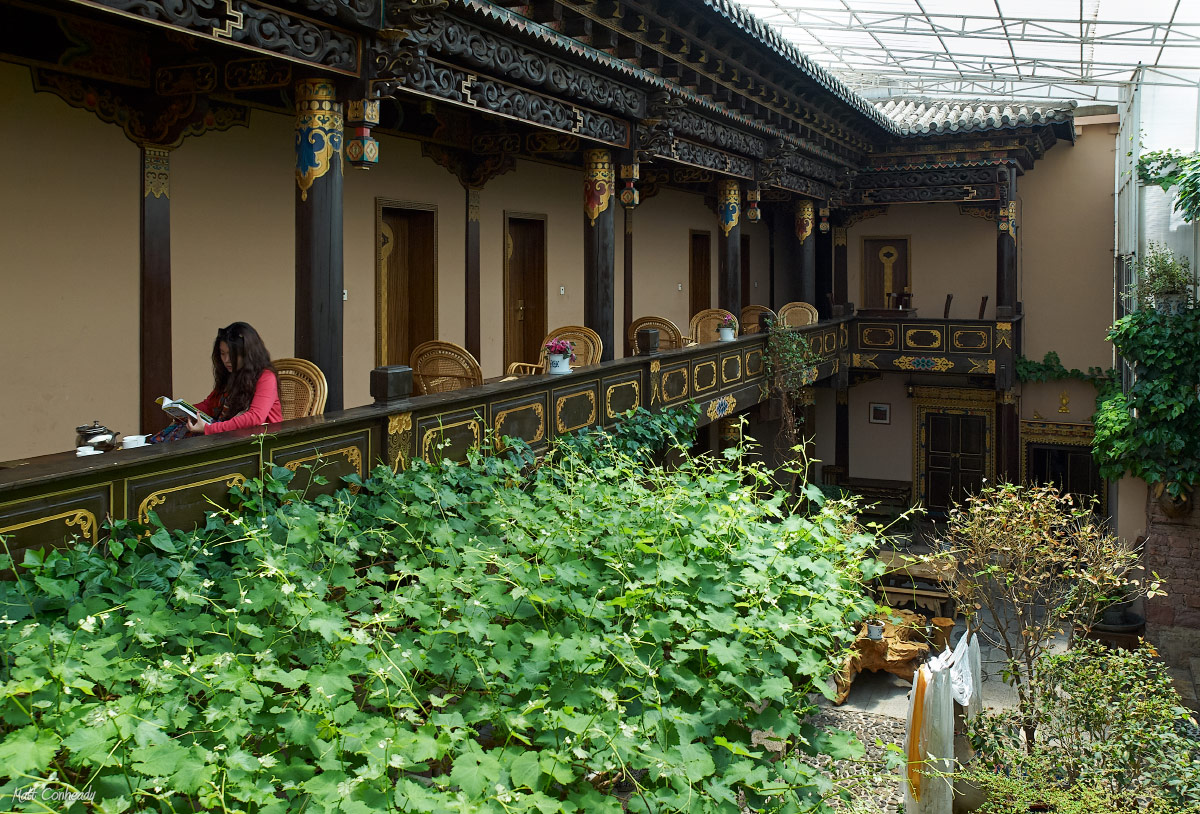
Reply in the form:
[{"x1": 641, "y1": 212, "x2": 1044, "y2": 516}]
[
  {"x1": 465, "y1": 187, "x2": 481, "y2": 362},
  {"x1": 716, "y1": 179, "x2": 741, "y2": 313},
  {"x1": 623, "y1": 206, "x2": 634, "y2": 356},
  {"x1": 295, "y1": 79, "x2": 345, "y2": 410},
  {"x1": 140, "y1": 145, "x2": 173, "y2": 434},
  {"x1": 996, "y1": 392, "x2": 1020, "y2": 483},
  {"x1": 835, "y1": 387, "x2": 849, "y2": 478},
  {"x1": 796, "y1": 199, "x2": 816, "y2": 306},
  {"x1": 583, "y1": 149, "x2": 615, "y2": 362},
  {"x1": 815, "y1": 216, "x2": 833, "y2": 319},
  {"x1": 996, "y1": 167, "x2": 1018, "y2": 319},
  {"x1": 833, "y1": 225, "x2": 849, "y2": 316}
]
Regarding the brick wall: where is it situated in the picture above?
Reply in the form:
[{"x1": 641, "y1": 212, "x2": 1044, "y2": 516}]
[{"x1": 1144, "y1": 491, "x2": 1200, "y2": 666}]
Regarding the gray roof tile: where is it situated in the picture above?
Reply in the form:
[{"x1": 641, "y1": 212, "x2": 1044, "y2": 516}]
[{"x1": 876, "y1": 98, "x2": 1078, "y2": 136}]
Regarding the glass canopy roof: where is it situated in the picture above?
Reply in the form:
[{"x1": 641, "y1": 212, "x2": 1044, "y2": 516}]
[{"x1": 733, "y1": 0, "x2": 1200, "y2": 102}]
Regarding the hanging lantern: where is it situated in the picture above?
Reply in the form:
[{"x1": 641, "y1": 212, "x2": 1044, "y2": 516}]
[
  {"x1": 619, "y1": 162, "x2": 640, "y2": 209},
  {"x1": 818, "y1": 205, "x2": 830, "y2": 233},
  {"x1": 745, "y1": 186, "x2": 761, "y2": 222},
  {"x1": 345, "y1": 99, "x2": 380, "y2": 169}
]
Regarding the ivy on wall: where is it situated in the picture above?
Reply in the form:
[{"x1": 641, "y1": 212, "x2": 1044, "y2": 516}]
[
  {"x1": 1138, "y1": 149, "x2": 1200, "y2": 224},
  {"x1": 1015, "y1": 351, "x2": 1112, "y2": 387}
]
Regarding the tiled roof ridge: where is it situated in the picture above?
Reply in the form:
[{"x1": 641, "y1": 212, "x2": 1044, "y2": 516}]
[{"x1": 875, "y1": 97, "x2": 1078, "y2": 136}]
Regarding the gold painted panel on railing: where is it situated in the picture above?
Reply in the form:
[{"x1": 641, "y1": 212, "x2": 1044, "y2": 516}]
[
  {"x1": 602, "y1": 374, "x2": 641, "y2": 422},
  {"x1": 127, "y1": 453, "x2": 260, "y2": 527},
  {"x1": 692, "y1": 359, "x2": 718, "y2": 394}
]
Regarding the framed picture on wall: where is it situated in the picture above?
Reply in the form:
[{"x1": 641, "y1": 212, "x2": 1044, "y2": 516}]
[{"x1": 869, "y1": 402, "x2": 891, "y2": 425}]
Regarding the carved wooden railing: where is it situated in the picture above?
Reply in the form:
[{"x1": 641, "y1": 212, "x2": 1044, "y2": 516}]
[
  {"x1": 850, "y1": 315, "x2": 1020, "y2": 387},
  {"x1": 0, "y1": 319, "x2": 851, "y2": 561}
]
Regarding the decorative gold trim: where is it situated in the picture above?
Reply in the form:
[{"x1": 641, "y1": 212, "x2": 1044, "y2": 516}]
[
  {"x1": 388, "y1": 412, "x2": 413, "y2": 471},
  {"x1": 823, "y1": 332, "x2": 836, "y2": 354},
  {"x1": 584, "y1": 148, "x2": 614, "y2": 226},
  {"x1": 958, "y1": 204, "x2": 995, "y2": 221},
  {"x1": 143, "y1": 146, "x2": 170, "y2": 199},
  {"x1": 282, "y1": 445, "x2": 363, "y2": 487},
  {"x1": 604, "y1": 381, "x2": 641, "y2": 419},
  {"x1": 721, "y1": 355, "x2": 742, "y2": 385},
  {"x1": 852, "y1": 353, "x2": 879, "y2": 369},
  {"x1": 705, "y1": 394, "x2": 737, "y2": 421},
  {"x1": 421, "y1": 417, "x2": 483, "y2": 461},
  {"x1": 745, "y1": 350, "x2": 764, "y2": 377},
  {"x1": 1058, "y1": 390, "x2": 1071, "y2": 414},
  {"x1": 692, "y1": 360, "x2": 718, "y2": 393},
  {"x1": 861, "y1": 326, "x2": 897, "y2": 347},
  {"x1": 893, "y1": 356, "x2": 955, "y2": 372},
  {"x1": 295, "y1": 79, "x2": 342, "y2": 202},
  {"x1": 495, "y1": 402, "x2": 546, "y2": 444},
  {"x1": 904, "y1": 327, "x2": 943, "y2": 350},
  {"x1": 833, "y1": 226, "x2": 847, "y2": 247},
  {"x1": 718, "y1": 179, "x2": 740, "y2": 237},
  {"x1": 995, "y1": 322, "x2": 1012, "y2": 348},
  {"x1": 0, "y1": 510, "x2": 98, "y2": 545},
  {"x1": 138, "y1": 474, "x2": 247, "y2": 524},
  {"x1": 795, "y1": 199, "x2": 815, "y2": 244},
  {"x1": 554, "y1": 390, "x2": 598, "y2": 434},
  {"x1": 661, "y1": 368, "x2": 689, "y2": 402},
  {"x1": 951, "y1": 329, "x2": 990, "y2": 351},
  {"x1": 968, "y1": 358, "x2": 997, "y2": 374},
  {"x1": 842, "y1": 206, "x2": 889, "y2": 228}
]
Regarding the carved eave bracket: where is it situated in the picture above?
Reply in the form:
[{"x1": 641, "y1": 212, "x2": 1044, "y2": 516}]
[{"x1": 31, "y1": 68, "x2": 249, "y2": 148}]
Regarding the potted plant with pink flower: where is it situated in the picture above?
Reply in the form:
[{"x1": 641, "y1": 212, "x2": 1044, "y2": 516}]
[
  {"x1": 718, "y1": 313, "x2": 738, "y2": 341},
  {"x1": 545, "y1": 338, "x2": 576, "y2": 374}
]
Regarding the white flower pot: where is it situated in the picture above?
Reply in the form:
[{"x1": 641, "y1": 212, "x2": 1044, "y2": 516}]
[
  {"x1": 548, "y1": 353, "x2": 572, "y2": 375},
  {"x1": 1154, "y1": 293, "x2": 1189, "y2": 316},
  {"x1": 719, "y1": 326, "x2": 736, "y2": 342}
]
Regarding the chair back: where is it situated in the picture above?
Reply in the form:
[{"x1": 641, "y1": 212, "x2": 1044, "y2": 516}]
[
  {"x1": 272, "y1": 358, "x2": 328, "y2": 419},
  {"x1": 689, "y1": 308, "x2": 736, "y2": 344},
  {"x1": 629, "y1": 316, "x2": 684, "y2": 353},
  {"x1": 777, "y1": 301, "x2": 819, "y2": 328},
  {"x1": 409, "y1": 341, "x2": 484, "y2": 395},
  {"x1": 546, "y1": 325, "x2": 604, "y2": 367},
  {"x1": 740, "y1": 305, "x2": 777, "y2": 335}
]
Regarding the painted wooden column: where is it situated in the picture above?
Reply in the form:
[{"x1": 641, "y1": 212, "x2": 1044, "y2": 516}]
[
  {"x1": 832, "y1": 225, "x2": 849, "y2": 315},
  {"x1": 815, "y1": 206, "x2": 833, "y2": 319},
  {"x1": 583, "y1": 149, "x2": 615, "y2": 362},
  {"x1": 294, "y1": 79, "x2": 344, "y2": 411},
  {"x1": 465, "y1": 188, "x2": 481, "y2": 362},
  {"x1": 796, "y1": 199, "x2": 816, "y2": 306},
  {"x1": 798, "y1": 386, "x2": 817, "y2": 481},
  {"x1": 716, "y1": 179, "x2": 741, "y2": 313},
  {"x1": 140, "y1": 145, "x2": 173, "y2": 434},
  {"x1": 996, "y1": 391, "x2": 1020, "y2": 483},
  {"x1": 996, "y1": 166, "x2": 1018, "y2": 319},
  {"x1": 619, "y1": 159, "x2": 639, "y2": 356},
  {"x1": 835, "y1": 387, "x2": 849, "y2": 481}
]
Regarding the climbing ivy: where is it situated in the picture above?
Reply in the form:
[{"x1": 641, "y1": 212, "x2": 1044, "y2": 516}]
[
  {"x1": 1014, "y1": 351, "x2": 1112, "y2": 387},
  {"x1": 1138, "y1": 149, "x2": 1200, "y2": 224}
]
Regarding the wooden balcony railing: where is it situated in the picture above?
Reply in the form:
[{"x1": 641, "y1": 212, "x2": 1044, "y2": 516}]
[
  {"x1": 0, "y1": 318, "x2": 851, "y2": 560},
  {"x1": 850, "y1": 315, "x2": 1020, "y2": 386}
]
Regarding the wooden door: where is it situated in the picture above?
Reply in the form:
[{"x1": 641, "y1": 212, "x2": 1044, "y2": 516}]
[
  {"x1": 504, "y1": 216, "x2": 546, "y2": 370},
  {"x1": 862, "y1": 237, "x2": 909, "y2": 309},
  {"x1": 1028, "y1": 445, "x2": 1103, "y2": 508},
  {"x1": 689, "y1": 231, "x2": 711, "y2": 318},
  {"x1": 740, "y1": 234, "x2": 752, "y2": 310},
  {"x1": 925, "y1": 413, "x2": 986, "y2": 511},
  {"x1": 380, "y1": 206, "x2": 436, "y2": 366}
]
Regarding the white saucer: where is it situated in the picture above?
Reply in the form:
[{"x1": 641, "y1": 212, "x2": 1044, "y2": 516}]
[{"x1": 76, "y1": 449, "x2": 104, "y2": 457}]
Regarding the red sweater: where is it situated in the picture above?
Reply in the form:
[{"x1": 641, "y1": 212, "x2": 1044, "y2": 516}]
[{"x1": 194, "y1": 370, "x2": 283, "y2": 435}]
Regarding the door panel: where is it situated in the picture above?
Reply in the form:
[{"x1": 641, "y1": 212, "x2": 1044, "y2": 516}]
[
  {"x1": 505, "y1": 217, "x2": 547, "y2": 370},
  {"x1": 381, "y1": 207, "x2": 436, "y2": 367},
  {"x1": 924, "y1": 413, "x2": 987, "y2": 511},
  {"x1": 690, "y1": 231, "x2": 711, "y2": 318},
  {"x1": 862, "y1": 237, "x2": 909, "y2": 309}
]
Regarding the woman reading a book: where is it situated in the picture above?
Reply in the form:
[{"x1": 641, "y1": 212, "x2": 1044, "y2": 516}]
[{"x1": 150, "y1": 322, "x2": 283, "y2": 443}]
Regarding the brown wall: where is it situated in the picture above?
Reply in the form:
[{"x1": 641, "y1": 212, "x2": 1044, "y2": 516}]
[{"x1": 0, "y1": 62, "x2": 140, "y2": 461}]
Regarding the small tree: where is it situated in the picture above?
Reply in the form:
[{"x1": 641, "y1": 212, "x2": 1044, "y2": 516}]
[
  {"x1": 934, "y1": 482, "x2": 1148, "y2": 746},
  {"x1": 763, "y1": 323, "x2": 820, "y2": 493}
]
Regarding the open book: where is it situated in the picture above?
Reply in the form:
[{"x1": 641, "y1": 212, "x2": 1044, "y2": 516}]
[{"x1": 156, "y1": 396, "x2": 213, "y2": 423}]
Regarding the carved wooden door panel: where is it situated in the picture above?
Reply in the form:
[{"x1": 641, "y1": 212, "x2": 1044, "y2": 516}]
[
  {"x1": 925, "y1": 413, "x2": 986, "y2": 512},
  {"x1": 862, "y1": 237, "x2": 909, "y2": 309},
  {"x1": 381, "y1": 206, "x2": 436, "y2": 367},
  {"x1": 504, "y1": 216, "x2": 546, "y2": 370}
]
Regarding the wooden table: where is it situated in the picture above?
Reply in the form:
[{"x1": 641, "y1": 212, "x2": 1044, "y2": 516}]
[
  {"x1": 875, "y1": 550, "x2": 958, "y2": 618},
  {"x1": 834, "y1": 608, "x2": 929, "y2": 705}
]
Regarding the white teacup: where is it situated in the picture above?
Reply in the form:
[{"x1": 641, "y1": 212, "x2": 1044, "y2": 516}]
[{"x1": 122, "y1": 435, "x2": 148, "y2": 449}]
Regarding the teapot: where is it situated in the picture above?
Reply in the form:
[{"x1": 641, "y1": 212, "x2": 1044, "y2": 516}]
[{"x1": 76, "y1": 421, "x2": 119, "y2": 451}]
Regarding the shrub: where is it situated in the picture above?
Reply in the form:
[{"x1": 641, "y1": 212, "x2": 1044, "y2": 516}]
[
  {"x1": 961, "y1": 641, "x2": 1200, "y2": 813},
  {"x1": 0, "y1": 426, "x2": 883, "y2": 813}
]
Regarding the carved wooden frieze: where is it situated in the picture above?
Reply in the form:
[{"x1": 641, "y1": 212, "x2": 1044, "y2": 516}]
[
  {"x1": 668, "y1": 108, "x2": 766, "y2": 158},
  {"x1": 855, "y1": 185, "x2": 1000, "y2": 205},
  {"x1": 276, "y1": 0, "x2": 382, "y2": 29},
  {"x1": 72, "y1": 0, "x2": 361, "y2": 75},
  {"x1": 853, "y1": 166, "x2": 1003, "y2": 189},
  {"x1": 378, "y1": 60, "x2": 630, "y2": 147}
]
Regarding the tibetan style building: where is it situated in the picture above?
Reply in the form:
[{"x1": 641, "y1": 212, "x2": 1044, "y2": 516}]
[{"x1": 3, "y1": 0, "x2": 1189, "y2": 657}]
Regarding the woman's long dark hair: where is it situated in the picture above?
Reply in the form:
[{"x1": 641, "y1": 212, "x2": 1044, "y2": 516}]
[{"x1": 212, "y1": 322, "x2": 275, "y2": 416}]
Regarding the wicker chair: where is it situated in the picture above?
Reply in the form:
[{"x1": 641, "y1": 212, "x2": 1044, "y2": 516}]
[
  {"x1": 628, "y1": 316, "x2": 684, "y2": 354},
  {"x1": 689, "y1": 308, "x2": 737, "y2": 344},
  {"x1": 272, "y1": 358, "x2": 327, "y2": 419},
  {"x1": 506, "y1": 325, "x2": 604, "y2": 376},
  {"x1": 410, "y1": 340, "x2": 484, "y2": 394},
  {"x1": 740, "y1": 305, "x2": 777, "y2": 335},
  {"x1": 777, "y1": 301, "x2": 819, "y2": 328}
]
